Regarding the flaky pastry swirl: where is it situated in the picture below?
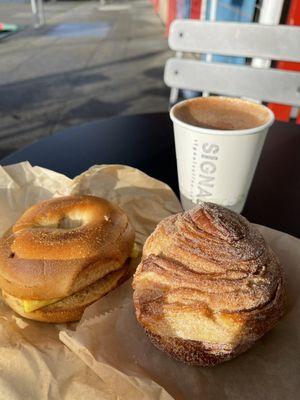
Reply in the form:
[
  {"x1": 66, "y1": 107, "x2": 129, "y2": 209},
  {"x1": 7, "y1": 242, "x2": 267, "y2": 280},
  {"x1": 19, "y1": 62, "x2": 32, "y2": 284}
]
[{"x1": 133, "y1": 203, "x2": 285, "y2": 366}]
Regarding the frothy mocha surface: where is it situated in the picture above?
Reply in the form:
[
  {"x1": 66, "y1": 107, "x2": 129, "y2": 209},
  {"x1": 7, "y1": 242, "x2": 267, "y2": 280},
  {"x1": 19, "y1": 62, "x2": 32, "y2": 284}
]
[{"x1": 173, "y1": 97, "x2": 270, "y2": 130}]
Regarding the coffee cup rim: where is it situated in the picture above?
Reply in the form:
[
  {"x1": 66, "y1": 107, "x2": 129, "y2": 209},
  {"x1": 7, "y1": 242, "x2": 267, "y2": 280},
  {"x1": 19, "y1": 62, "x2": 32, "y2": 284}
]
[{"x1": 170, "y1": 96, "x2": 275, "y2": 136}]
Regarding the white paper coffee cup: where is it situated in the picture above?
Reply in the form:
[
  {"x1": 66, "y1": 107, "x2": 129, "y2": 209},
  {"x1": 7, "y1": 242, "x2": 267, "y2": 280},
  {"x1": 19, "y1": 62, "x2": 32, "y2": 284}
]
[{"x1": 170, "y1": 96, "x2": 274, "y2": 213}]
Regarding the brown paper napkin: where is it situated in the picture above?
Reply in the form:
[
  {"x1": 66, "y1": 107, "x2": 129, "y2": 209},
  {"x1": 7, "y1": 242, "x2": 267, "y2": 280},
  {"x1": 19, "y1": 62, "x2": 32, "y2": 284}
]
[
  {"x1": 0, "y1": 162, "x2": 182, "y2": 400},
  {"x1": 60, "y1": 228, "x2": 300, "y2": 400}
]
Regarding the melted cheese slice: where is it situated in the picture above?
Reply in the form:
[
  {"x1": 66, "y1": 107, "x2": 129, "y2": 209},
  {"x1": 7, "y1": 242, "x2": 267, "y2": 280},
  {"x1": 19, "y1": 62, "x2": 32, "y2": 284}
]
[
  {"x1": 130, "y1": 243, "x2": 140, "y2": 258},
  {"x1": 22, "y1": 245, "x2": 140, "y2": 313},
  {"x1": 23, "y1": 298, "x2": 61, "y2": 313}
]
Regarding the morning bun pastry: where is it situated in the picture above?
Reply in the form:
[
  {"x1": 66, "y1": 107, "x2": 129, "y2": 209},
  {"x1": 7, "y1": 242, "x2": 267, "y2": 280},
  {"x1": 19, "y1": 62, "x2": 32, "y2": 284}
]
[
  {"x1": 0, "y1": 195, "x2": 135, "y2": 322},
  {"x1": 133, "y1": 202, "x2": 285, "y2": 366}
]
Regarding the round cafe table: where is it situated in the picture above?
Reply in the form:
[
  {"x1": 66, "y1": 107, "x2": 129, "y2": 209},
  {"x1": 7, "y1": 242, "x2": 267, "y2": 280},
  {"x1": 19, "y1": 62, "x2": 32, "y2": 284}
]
[{"x1": 1, "y1": 113, "x2": 300, "y2": 238}]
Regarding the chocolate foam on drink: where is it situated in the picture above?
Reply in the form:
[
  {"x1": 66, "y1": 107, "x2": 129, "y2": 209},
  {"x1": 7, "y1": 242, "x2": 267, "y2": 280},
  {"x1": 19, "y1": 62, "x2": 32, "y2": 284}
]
[{"x1": 173, "y1": 97, "x2": 271, "y2": 131}]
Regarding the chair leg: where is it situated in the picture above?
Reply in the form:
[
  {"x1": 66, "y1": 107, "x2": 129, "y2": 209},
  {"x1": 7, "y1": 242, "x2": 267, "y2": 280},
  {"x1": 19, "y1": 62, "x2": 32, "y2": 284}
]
[
  {"x1": 31, "y1": 0, "x2": 45, "y2": 27},
  {"x1": 170, "y1": 87, "x2": 179, "y2": 105},
  {"x1": 37, "y1": 0, "x2": 45, "y2": 26}
]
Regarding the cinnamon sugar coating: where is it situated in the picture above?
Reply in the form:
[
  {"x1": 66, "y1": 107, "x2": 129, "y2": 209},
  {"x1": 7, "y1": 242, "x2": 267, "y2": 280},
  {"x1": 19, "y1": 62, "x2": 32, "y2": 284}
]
[{"x1": 133, "y1": 203, "x2": 285, "y2": 366}]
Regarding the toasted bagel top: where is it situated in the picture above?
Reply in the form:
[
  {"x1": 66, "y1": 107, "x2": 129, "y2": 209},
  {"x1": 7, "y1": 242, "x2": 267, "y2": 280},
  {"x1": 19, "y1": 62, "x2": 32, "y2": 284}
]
[{"x1": 0, "y1": 195, "x2": 135, "y2": 299}]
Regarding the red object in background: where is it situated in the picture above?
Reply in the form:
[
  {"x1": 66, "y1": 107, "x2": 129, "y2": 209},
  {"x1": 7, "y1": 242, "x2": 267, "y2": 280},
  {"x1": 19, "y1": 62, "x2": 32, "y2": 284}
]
[
  {"x1": 268, "y1": 0, "x2": 300, "y2": 123},
  {"x1": 152, "y1": 0, "x2": 159, "y2": 14},
  {"x1": 166, "y1": 0, "x2": 177, "y2": 34},
  {"x1": 190, "y1": 0, "x2": 202, "y2": 19},
  {"x1": 166, "y1": 0, "x2": 202, "y2": 35}
]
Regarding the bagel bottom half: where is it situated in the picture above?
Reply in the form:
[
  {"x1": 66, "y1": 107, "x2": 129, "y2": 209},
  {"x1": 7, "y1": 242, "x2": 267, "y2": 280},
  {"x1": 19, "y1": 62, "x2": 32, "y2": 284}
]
[{"x1": 2, "y1": 265, "x2": 128, "y2": 323}]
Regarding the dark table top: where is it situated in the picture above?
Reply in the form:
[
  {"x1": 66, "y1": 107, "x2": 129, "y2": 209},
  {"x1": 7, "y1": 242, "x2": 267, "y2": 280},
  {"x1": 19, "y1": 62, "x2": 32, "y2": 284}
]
[{"x1": 1, "y1": 112, "x2": 300, "y2": 238}]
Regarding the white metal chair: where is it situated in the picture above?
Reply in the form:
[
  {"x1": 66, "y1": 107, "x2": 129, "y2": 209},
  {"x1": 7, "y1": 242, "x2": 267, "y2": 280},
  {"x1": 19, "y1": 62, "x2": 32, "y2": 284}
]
[{"x1": 164, "y1": 20, "x2": 300, "y2": 108}]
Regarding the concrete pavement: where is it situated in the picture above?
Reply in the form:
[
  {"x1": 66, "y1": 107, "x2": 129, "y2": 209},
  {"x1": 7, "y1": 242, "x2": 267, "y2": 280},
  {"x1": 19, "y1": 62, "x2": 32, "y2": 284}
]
[{"x1": 0, "y1": 0, "x2": 171, "y2": 159}]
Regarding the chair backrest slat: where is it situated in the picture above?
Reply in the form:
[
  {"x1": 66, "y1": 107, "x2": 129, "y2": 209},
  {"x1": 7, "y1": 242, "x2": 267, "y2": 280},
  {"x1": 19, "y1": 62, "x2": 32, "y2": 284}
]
[
  {"x1": 165, "y1": 58, "x2": 300, "y2": 106},
  {"x1": 169, "y1": 20, "x2": 300, "y2": 63}
]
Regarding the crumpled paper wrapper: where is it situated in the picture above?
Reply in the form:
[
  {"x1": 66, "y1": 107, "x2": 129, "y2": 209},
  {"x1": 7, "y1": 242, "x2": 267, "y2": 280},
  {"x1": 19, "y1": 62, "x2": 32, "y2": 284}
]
[
  {"x1": 0, "y1": 162, "x2": 299, "y2": 400},
  {"x1": 0, "y1": 162, "x2": 181, "y2": 400},
  {"x1": 60, "y1": 225, "x2": 300, "y2": 400}
]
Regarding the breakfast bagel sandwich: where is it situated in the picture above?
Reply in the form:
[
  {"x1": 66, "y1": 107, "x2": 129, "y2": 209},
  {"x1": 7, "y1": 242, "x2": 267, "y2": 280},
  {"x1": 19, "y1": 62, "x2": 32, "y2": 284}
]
[{"x1": 0, "y1": 195, "x2": 136, "y2": 323}]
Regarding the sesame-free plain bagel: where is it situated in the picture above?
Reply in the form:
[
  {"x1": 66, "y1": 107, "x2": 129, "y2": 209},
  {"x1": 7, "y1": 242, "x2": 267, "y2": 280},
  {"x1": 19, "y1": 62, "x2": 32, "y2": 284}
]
[{"x1": 0, "y1": 195, "x2": 135, "y2": 322}]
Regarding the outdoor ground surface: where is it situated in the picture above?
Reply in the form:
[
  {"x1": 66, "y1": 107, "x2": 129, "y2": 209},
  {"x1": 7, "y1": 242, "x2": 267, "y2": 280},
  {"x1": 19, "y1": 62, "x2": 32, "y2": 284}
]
[{"x1": 0, "y1": 0, "x2": 170, "y2": 159}]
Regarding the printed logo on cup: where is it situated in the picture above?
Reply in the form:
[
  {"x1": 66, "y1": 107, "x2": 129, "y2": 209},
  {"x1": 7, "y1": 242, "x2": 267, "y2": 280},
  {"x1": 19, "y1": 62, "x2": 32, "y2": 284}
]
[{"x1": 191, "y1": 139, "x2": 219, "y2": 203}]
